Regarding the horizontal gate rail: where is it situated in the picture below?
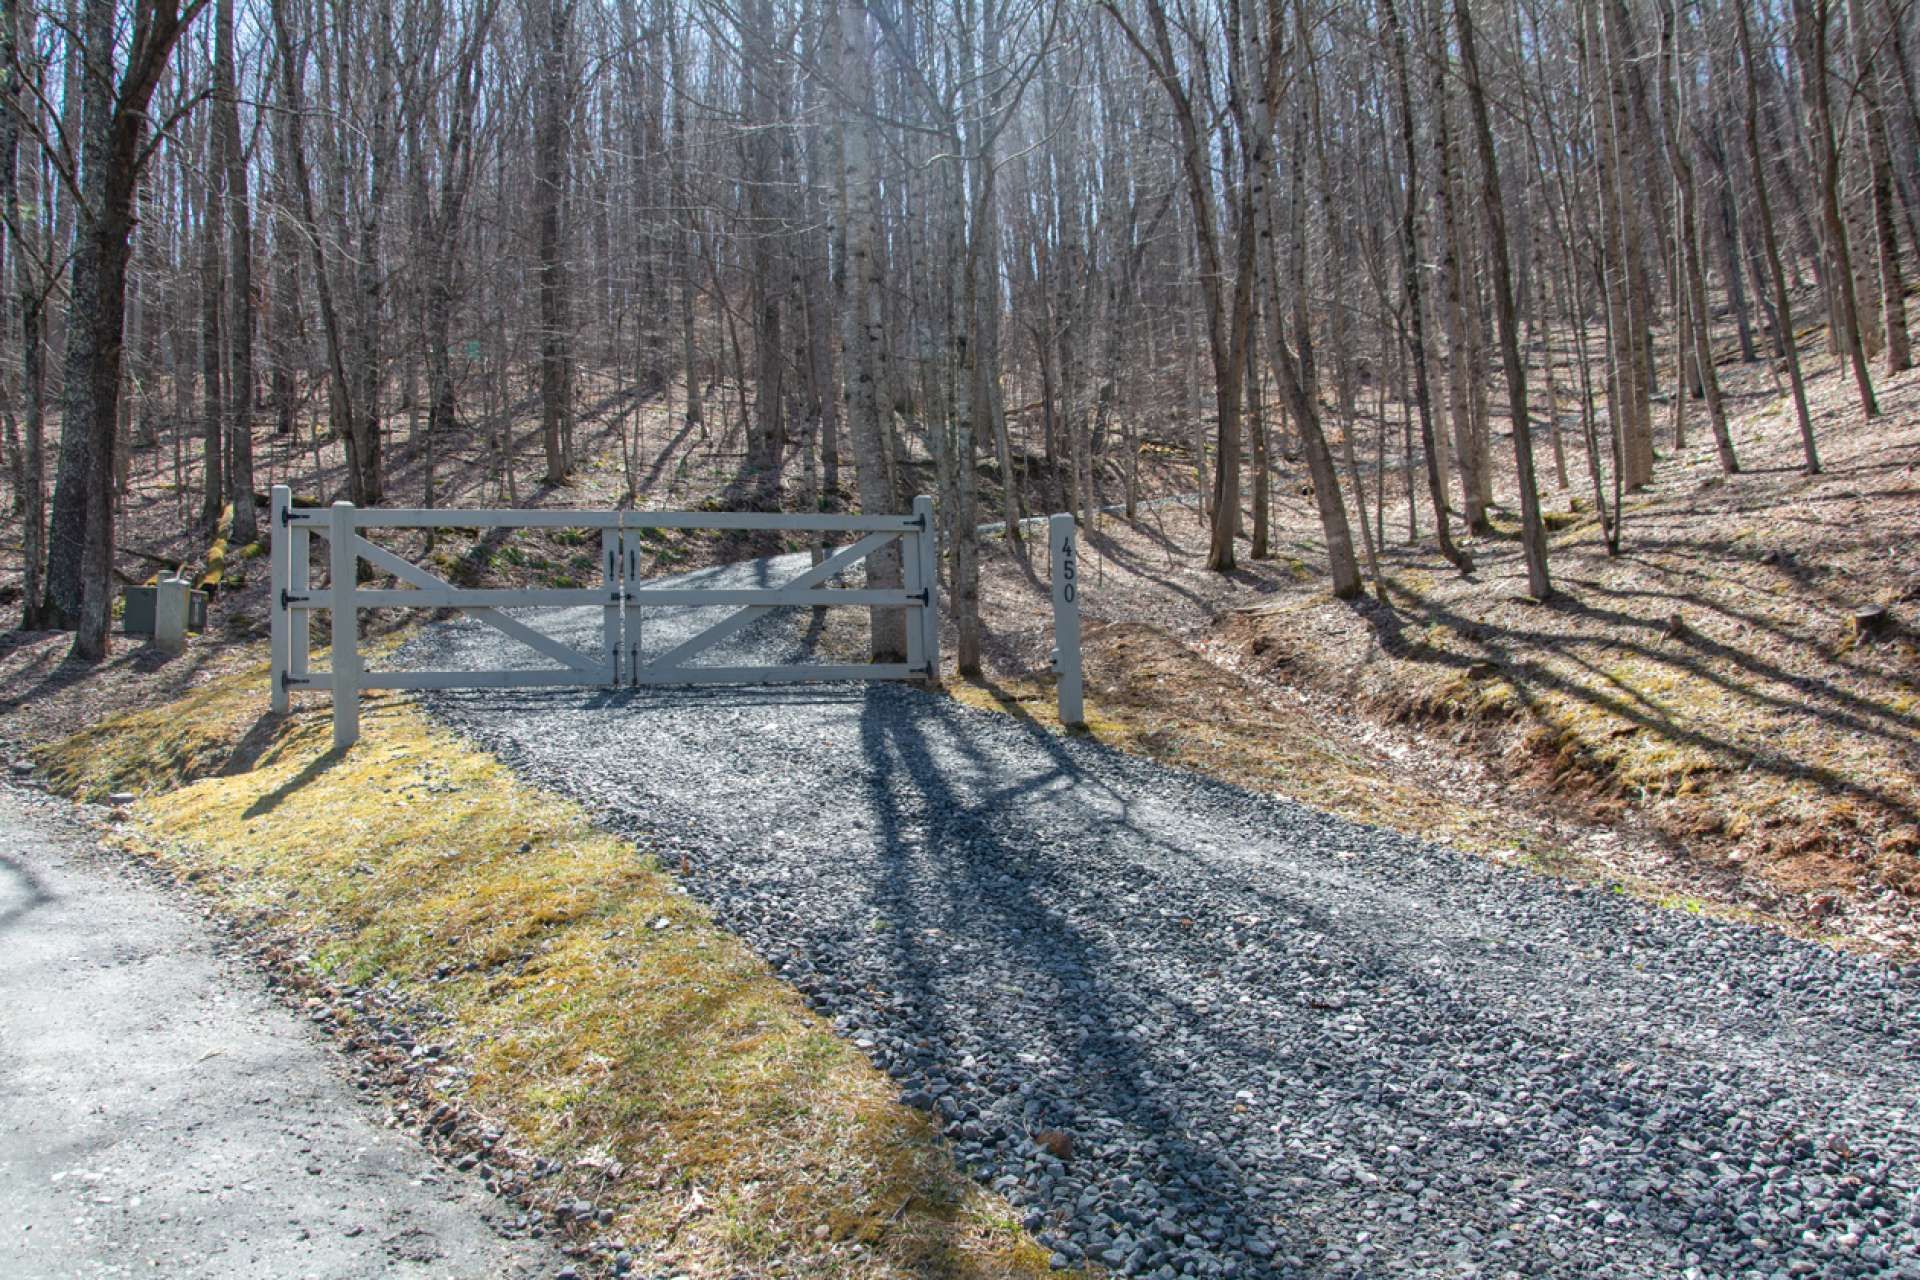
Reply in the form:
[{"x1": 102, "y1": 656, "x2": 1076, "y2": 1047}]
[
  {"x1": 269, "y1": 487, "x2": 940, "y2": 749},
  {"x1": 624, "y1": 664, "x2": 916, "y2": 686},
  {"x1": 293, "y1": 586, "x2": 925, "y2": 609},
  {"x1": 329, "y1": 588, "x2": 620, "y2": 609},
  {"x1": 284, "y1": 507, "x2": 920, "y2": 533},
  {"x1": 283, "y1": 670, "x2": 606, "y2": 692}
]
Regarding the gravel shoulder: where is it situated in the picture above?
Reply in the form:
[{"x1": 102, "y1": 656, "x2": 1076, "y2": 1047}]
[
  {"x1": 0, "y1": 784, "x2": 563, "y2": 1279},
  {"x1": 401, "y1": 563, "x2": 1920, "y2": 1280}
]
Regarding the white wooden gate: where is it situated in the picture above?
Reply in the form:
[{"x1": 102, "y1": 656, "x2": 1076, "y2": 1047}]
[{"x1": 268, "y1": 486, "x2": 940, "y2": 748}]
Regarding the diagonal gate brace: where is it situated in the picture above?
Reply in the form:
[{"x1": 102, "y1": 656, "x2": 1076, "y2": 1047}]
[
  {"x1": 633, "y1": 530, "x2": 898, "y2": 681},
  {"x1": 352, "y1": 537, "x2": 608, "y2": 676}
]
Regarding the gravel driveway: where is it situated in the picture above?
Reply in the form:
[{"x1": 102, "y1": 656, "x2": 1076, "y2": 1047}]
[{"x1": 402, "y1": 553, "x2": 1920, "y2": 1280}]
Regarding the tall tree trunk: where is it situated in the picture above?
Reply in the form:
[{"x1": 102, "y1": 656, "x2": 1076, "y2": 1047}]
[
  {"x1": 1702, "y1": 130, "x2": 1760, "y2": 362},
  {"x1": 743, "y1": 0, "x2": 785, "y2": 490},
  {"x1": 796, "y1": 10, "x2": 840, "y2": 503},
  {"x1": 270, "y1": 0, "x2": 358, "y2": 499},
  {"x1": 1103, "y1": 0, "x2": 1253, "y2": 574},
  {"x1": 1793, "y1": 0, "x2": 1879, "y2": 416},
  {"x1": 1253, "y1": 1, "x2": 1357, "y2": 599},
  {"x1": 1855, "y1": 0, "x2": 1912, "y2": 374},
  {"x1": 534, "y1": 0, "x2": 575, "y2": 484},
  {"x1": 215, "y1": 0, "x2": 255, "y2": 541},
  {"x1": 1379, "y1": 0, "x2": 1469, "y2": 572},
  {"x1": 347, "y1": 1, "x2": 392, "y2": 506},
  {"x1": 1738, "y1": 0, "x2": 1823, "y2": 474},
  {"x1": 267, "y1": 93, "x2": 301, "y2": 439},
  {"x1": 836, "y1": 0, "x2": 903, "y2": 660},
  {"x1": 44, "y1": 0, "x2": 203, "y2": 654},
  {"x1": 1428, "y1": 3, "x2": 1487, "y2": 535},
  {"x1": 5, "y1": 0, "x2": 49, "y2": 628},
  {"x1": 199, "y1": 132, "x2": 225, "y2": 530},
  {"x1": 1454, "y1": 0, "x2": 1549, "y2": 600},
  {"x1": 1656, "y1": 0, "x2": 1738, "y2": 474},
  {"x1": 420, "y1": 0, "x2": 491, "y2": 509},
  {"x1": 1592, "y1": 0, "x2": 1654, "y2": 489},
  {"x1": 668, "y1": 19, "x2": 704, "y2": 437}
]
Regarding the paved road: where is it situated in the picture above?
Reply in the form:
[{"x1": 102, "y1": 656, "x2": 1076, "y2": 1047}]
[
  {"x1": 0, "y1": 785, "x2": 561, "y2": 1280},
  {"x1": 405, "y1": 555, "x2": 1920, "y2": 1279}
]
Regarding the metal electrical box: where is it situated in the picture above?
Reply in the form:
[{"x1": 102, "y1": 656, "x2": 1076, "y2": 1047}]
[{"x1": 122, "y1": 585, "x2": 208, "y2": 635}]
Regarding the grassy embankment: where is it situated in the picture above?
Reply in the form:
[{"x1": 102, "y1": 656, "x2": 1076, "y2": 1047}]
[{"x1": 38, "y1": 666, "x2": 1069, "y2": 1279}]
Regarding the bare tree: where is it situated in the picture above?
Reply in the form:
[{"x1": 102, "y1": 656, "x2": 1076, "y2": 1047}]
[
  {"x1": 214, "y1": 0, "x2": 254, "y2": 541},
  {"x1": 1453, "y1": 0, "x2": 1547, "y2": 599},
  {"x1": 1103, "y1": 0, "x2": 1258, "y2": 575},
  {"x1": 10, "y1": 0, "x2": 1906, "y2": 662},
  {"x1": 1792, "y1": 0, "x2": 1878, "y2": 417},
  {"x1": 1379, "y1": 0, "x2": 1468, "y2": 573},
  {"x1": 1738, "y1": 0, "x2": 1822, "y2": 475},
  {"x1": 3, "y1": 0, "x2": 53, "y2": 629},
  {"x1": 42, "y1": 0, "x2": 209, "y2": 655},
  {"x1": 534, "y1": 0, "x2": 576, "y2": 485},
  {"x1": 835, "y1": 0, "x2": 903, "y2": 660}
]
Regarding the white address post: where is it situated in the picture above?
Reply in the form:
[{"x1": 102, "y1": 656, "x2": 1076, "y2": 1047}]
[{"x1": 1049, "y1": 513, "x2": 1084, "y2": 728}]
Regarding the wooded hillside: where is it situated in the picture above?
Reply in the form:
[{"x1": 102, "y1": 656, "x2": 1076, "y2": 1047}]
[{"x1": 1, "y1": 0, "x2": 1913, "y2": 668}]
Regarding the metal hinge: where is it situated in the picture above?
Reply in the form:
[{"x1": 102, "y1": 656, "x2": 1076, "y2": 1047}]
[
  {"x1": 280, "y1": 589, "x2": 309, "y2": 610},
  {"x1": 912, "y1": 588, "x2": 931, "y2": 606},
  {"x1": 912, "y1": 510, "x2": 929, "y2": 530},
  {"x1": 280, "y1": 672, "x2": 311, "y2": 689}
]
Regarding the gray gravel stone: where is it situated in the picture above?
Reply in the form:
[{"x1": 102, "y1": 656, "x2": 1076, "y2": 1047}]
[{"x1": 401, "y1": 553, "x2": 1920, "y2": 1278}]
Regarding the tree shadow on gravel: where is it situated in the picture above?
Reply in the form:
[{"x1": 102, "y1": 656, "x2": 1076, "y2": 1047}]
[
  {"x1": 853, "y1": 688, "x2": 1316, "y2": 1270},
  {"x1": 844, "y1": 687, "x2": 1920, "y2": 1276},
  {"x1": 414, "y1": 668, "x2": 1919, "y2": 1273}
]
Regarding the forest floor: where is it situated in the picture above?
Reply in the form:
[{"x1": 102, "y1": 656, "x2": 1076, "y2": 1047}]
[
  {"x1": 948, "y1": 354, "x2": 1920, "y2": 958},
  {"x1": 3, "y1": 340, "x2": 1917, "y2": 960}
]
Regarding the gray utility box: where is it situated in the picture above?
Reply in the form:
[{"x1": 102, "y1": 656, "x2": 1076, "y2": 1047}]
[{"x1": 122, "y1": 585, "x2": 208, "y2": 635}]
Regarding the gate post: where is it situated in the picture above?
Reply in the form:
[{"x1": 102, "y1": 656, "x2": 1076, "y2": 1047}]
[
  {"x1": 913, "y1": 494, "x2": 939, "y2": 682},
  {"x1": 621, "y1": 529, "x2": 645, "y2": 680},
  {"x1": 330, "y1": 501, "x2": 360, "y2": 750},
  {"x1": 602, "y1": 526, "x2": 623, "y2": 685},
  {"x1": 291, "y1": 505, "x2": 311, "y2": 682},
  {"x1": 1049, "y1": 513, "x2": 1084, "y2": 728},
  {"x1": 270, "y1": 486, "x2": 290, "y2": 713}
]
